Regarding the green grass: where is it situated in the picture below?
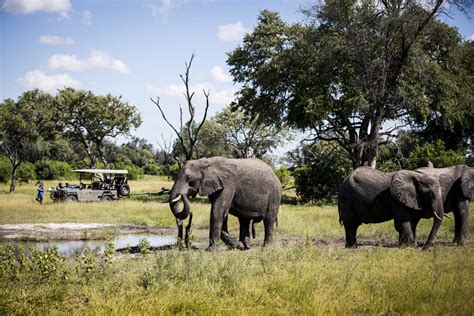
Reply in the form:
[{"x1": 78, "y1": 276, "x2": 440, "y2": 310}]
[{"x1": 1, "y1": 176, "x2": 473, "y2": 314}]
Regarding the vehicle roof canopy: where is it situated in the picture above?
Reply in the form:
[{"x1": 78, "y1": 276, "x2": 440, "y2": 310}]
[{"x1": 73, "y1": 169, "x2": 128, "y2": 174}]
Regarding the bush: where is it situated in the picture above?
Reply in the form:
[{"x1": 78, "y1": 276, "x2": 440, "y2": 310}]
[
  {"x1": 292, "y1": 144, "x2": 351, "y2": 204},
  {"x1": 0, "y1": 156, "x2": 12, "y2": 183},
  {"x1": 407, "y1": 140, "x2": 466, "y2": 169},
  {"x1": 143, "y1": 163, "x2": 164, "y2": 176},
  {"x1": 169, "y1": 164, "x2": 181, "y2": 180},
  {"x1": 113, "y1": 161, "x2": 144, "y2": 180},
  {"x1": 274, "y1": 166, "x2": 293, "y2": 188},
  {"x1": 35, "y1": 160, "x2": 74, "y2": 180},
  {"x1": 17, "y1": 162, "x2": 36, "y2": 182}
]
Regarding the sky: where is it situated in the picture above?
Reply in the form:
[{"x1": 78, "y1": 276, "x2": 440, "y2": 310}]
[{"x1": 1, "y1": 0, "x2": 473, "y2": 158}]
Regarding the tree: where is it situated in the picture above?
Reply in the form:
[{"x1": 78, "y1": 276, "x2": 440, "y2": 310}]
[
  {"x1": 411, "y1": 38, "x2": 474, "y2": 154},
  {"x1": 55, "y1": 88, "x2": 142, "y2": 168},
  {"x1": 287, "y1": 142, "x2": 352, "y2": 203},
  {"x1": 0, "y1": 90, "x2": 55, "y2": 192},
  {"x1": 227, "y1": 2, "x2": 472, "y2": 169},
  {"x1": 119, "y1": 137, "x2": 155, "y2": 167},
  {"x1": 212, "y1": 106, "x2": 289, "y2": 158},
  {"x1": 151, "y1": 54, "x2": 210, "y2": 162},
  {"x1": 156, "y1": 134, "x2": 176, "y2": 179}
]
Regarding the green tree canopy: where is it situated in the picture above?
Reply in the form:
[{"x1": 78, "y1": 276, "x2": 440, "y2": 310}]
[
  {"x1": 228, "y1": 1, "x2": 473, "y2": 169},
  {"x1": 0, "y1": 89, "x2": 55, "y2": 191},
  {"x1": 55, "y1": 88, "x2": 142, "y2": 168}
]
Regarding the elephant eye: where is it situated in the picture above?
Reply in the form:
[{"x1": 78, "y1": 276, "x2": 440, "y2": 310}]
[{"x1": 189, "y1": 180, "x2": 196, "y2": 187}]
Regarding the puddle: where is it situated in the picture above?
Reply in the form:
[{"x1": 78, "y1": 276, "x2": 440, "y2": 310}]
[{"x1": 0, "y1": 234, "x2": 177, "y2": 257}]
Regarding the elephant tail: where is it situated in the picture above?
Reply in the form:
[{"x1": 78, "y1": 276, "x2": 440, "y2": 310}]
[
  {"x1": 251, "y1": 217, "x2": 270, "y2": 239},
  {"x1": 338, "y1": 201, "x2": 343, "y2": 226}
]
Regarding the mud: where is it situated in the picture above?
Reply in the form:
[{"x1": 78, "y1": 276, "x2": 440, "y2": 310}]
[
  {"x1": 0, "y1": 223, "x2": 179, "y2": 241},
  {"x1": 0, "y1": 223, "x2": 470, "y2": 251}
]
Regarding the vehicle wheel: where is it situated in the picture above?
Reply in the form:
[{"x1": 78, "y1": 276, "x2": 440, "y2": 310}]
[
  {"x1": 66, "y1": 195, "x2": 78, "y2": 202},
  {"x1": 101, "y1": 195, "x2": 113, "y2": 202},
  {"x1": 118, "y1": 184, "x2": 130, "y2": 196}
]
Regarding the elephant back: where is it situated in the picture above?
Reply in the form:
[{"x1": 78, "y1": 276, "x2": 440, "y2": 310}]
[{"x1": 341, "y1": 167, "x2": 392, "y2": 203}]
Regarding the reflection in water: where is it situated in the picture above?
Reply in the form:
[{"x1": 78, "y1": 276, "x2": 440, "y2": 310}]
[{"x1": 1, "y1": 234, "x2": 176, "y2": 257}]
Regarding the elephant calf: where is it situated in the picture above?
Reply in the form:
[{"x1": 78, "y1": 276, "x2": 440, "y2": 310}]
[{"x1": 168, "y1": 156, "x2": 282, "y2": 251}]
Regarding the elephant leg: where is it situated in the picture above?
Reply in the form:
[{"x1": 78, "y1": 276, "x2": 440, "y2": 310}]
[
  {"x1": 238, "y1": 218, "x2": 251, "y2": 250},
  {"x1": 410, "y1": 217, "x2": 420, "y2": 243},
  {"x1": 207, "y1": 188, "x2": 235, "y2": 251},
  {"x1": 398, "y1": 221, "x2": 415, "y2": 246},
  {"x1": 220, "y1": 215, "x2": 240, "y2": 249},
  {"x1": 344, "y1": 222, "x2": 360, "y2": 248},
  {"x1": 394, "y1": 221, "x2": 403, "y2": 244},
  {"x1": 453, "y1": 200, "x2": 469, "y2": 245},
  {"x1": 263, "y1": 217, "x2": 275, "y2": 246}
]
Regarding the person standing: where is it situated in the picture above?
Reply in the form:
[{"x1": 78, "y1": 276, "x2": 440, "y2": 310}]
[{"x1": 36, "y1": 181, "x2": 45, "y2": 205}]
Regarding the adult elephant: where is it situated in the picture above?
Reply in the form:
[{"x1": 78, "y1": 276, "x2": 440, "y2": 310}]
[
  {"x1": 413, "y1": 165, "x2": 473, "y2": 245},
  {"x1": 168, "y1": 157, "x2": 282, "y2": 251},
  {"x1": 390, "y1": 170, "x2": 445, "y2": 250},
  {"x1": 338, "y1": 167, "x2": 395, "y2": 248},
  {"x1": 338, "y1": 167, "x2": 443, "y2": 249}
]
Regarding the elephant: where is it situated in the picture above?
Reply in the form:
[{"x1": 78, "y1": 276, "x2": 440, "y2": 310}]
[
  {"x1": 338, "y1": 167, "x2": 395, "y2": 248},
  {"x1": 390, "y1": 170, "x2": 445, "y2": 250},
  {"x1": 338, "y1": 167, "x2": 443, "y2": 249},
  {"x1": 412, "y1": 165, "x2": 473, "y2": 245},
  {"x1": 168, "y1": 156, "x2": 282, "y2": 251}
]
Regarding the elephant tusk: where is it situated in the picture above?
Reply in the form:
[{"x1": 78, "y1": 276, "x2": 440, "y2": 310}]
[
  {"x1": 443, "y1": 214, "x2": 452, "y2": 219},
  {"x1": 171, "y1": 194, "x2": 182, "y2": 203},
  {"x1": 433, "y1": 211, "x2": 442, "y2": 221}
]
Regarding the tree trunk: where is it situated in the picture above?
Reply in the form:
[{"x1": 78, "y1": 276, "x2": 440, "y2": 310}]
[{"x1": 9, "y1": 164, "x2": 18, "y2": 193}]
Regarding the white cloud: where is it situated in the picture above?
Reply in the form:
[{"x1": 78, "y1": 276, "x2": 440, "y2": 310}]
[
  {"x1": 88, "y1": 50, "x2": 130, "y2": 73},
  {"x1": 2, "y1": 0, "x2": 71, "y2": 18},
  {"x1": 146, "y1": 0, "x2": 174, "y2": 17},
  {"x1": 210, "y1": 66, "x2": 232, "y2": 83},
  {"x1": 19, "y1": 70, "x2": 81, "y2": 93},
  {"x1": 217, "y1": 21, "x2": 248, "y2": 42},
  {"x1": 39, "y1": 35, "x2": 74, "y2": 45},
  {"x1": 467, "y1": 34, "x2": 474, "y2": 42},
  {"x1": 48, "y1": 54, "x2": 84, "y2": 71},
  {"x1": 81, "y1": 10, "x2": 93, "y2": 25},
  {"x1": 47, "y1": 50, "x2": 130, "y2": 74},
  {"x1": 211, "y1": 88, "x2": 235, "y2": 107},
  {"x1": 146, "y1": 82, "x2": 235, "y2": 108}
]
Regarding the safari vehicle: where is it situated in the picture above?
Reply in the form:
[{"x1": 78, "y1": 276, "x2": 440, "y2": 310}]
[{"x1": 50, "y1": 169, "x2": 130, "y2": 202}]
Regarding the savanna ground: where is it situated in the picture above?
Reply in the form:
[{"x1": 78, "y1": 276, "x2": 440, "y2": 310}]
[{"x1": 0, "y1": 176, "x2": 473, "y2": 315}]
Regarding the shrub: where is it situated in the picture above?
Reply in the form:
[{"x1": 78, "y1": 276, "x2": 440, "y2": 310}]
[
  {"x1": 113, "y1": 161, "x2": 144, "y2": 180},
  {"x1": 17, "y1": 162, "x2": 36, "y2": 182},
  {"x1": 143, "y1": 163, "x2": 164, "y2": 176},
  {"x1": 138, "y1": 238, "x2": 151, "y2": 255},
  {"x1": 274, "y1": 166, "x2": 293, "y2": 188},
  {"x1": 0, "y1": 156, "x2": 12, "y2": 183},
  {"x1": 169, "y1": 164, "x2": 180, "y2": 180},
  {"x1": 407, "y1": 140, "x2": 466, "y2": 169},
  {"x1": 35, "y1": 160, "x2": 73, "y2": 180},
  {"x1": 292, "y1": 144, "x2": 351, "y2": 204}
]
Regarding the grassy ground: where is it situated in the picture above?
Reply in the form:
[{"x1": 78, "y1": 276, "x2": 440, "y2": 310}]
[{"x1": 1, "y1": 176, "x2": 473, "y2": 314}]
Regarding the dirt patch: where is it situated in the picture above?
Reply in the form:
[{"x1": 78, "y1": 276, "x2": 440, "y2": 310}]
[
  {"x1": 0, "y1": 223, "x2": 180, "y2": 241},
  {"x1": 1, "y1": 223, "x2": 471, "y2": 250}
]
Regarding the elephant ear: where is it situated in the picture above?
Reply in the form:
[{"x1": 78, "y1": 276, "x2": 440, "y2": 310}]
[
  {"x1": 198, "y1": 158, "x2": 234, "y2": 196},
  {"x1": 461, "y1": 169, "x2": 474, "y2": 199},
  {"x1": 390, "y1": 170, "x2": 423, "y2": 210}
]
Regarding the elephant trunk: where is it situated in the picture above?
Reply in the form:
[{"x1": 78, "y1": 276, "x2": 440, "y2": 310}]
[
  {"x1": 423, "y1": 199, "x2": 444, "y2": 250},
  {"x1": 169, "y1": 193, "x2": 191, "y2": 220}
]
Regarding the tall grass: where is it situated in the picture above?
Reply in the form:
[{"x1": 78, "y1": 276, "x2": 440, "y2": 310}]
[{"x1": 1, "y1": 246, "x2": 473, "y2": 314}]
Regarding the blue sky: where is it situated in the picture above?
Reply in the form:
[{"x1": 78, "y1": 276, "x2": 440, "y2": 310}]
[{"x1": 1, "y1": 0, "x2": 473, "y2": 156}]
